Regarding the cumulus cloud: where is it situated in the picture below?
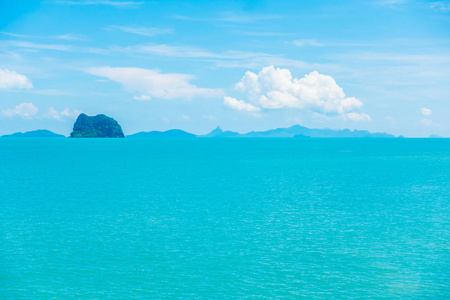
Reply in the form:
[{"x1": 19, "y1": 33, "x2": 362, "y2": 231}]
[
  {"x1": 45, "y1": 107, "x2": 62, "y2": 120},
  {"x1": 347, "y1": 112, "x2": 372, "y2": 121},
  {"x1": 0, "y1": 69, "x2": 33, "y2": 89},
  {"x1": 420, "y1": 107, "x2": 432, "y2": 116},
  {"x1": 61, "y1": 108, "x2": 83, "y2": 119},
  {"x1": 2, "y1": 102, "x2": 38, "y2": 118},
  {"x1": 86, "y1": 67, "x2": 222, "y2": 99},
  {"x1": 228, "y1": 66, "x2": 369, "y2": 120},
  {"x1": 224, "y1": 96, "x2": 260, "y2": 112},
  {"x1": 45, "y1": 107, "x2": 82, "y2": 120}
]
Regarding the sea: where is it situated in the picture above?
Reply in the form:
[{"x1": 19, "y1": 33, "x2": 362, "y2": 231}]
[{"x1": 1, "y1": 138, "x2": 449, "y2": 298}]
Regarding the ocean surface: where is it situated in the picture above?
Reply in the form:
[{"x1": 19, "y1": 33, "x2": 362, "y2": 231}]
[{"x1": 1, "y1": 138, "x2": 449, "y2": 298}]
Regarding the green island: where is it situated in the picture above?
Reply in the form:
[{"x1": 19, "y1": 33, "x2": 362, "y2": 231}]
[{"x1": 70, "y1": 113, "x2": 124, "y2": 138}]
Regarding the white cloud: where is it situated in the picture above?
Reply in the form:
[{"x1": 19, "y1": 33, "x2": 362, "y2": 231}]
[
  {"x1": 430, "y1": 1, "x2": 450, "y2": 11},
  {"x1": 0, "y1": 40, "x2": 109, "y2": 55},
  {"x1": 347, "y1": 112, "x2": 372, "y2": 121},
  {"x1": 375, "y1": 0, "x2": 407, "y2": 5},
  {"x1": 61, "y1": 108, "x2": 83, "y2": 119},
  {"x1": 119, "y1": 44, "x2": 275, "y2": 60},
  {"x1": 292, "y1": 39, "x2": 323, "y2": 47},
  {"x1": 115, "y1": 43, "x2": 313, "y2": 70},
  {"x1": 0, "y1": 32, "x2": 35, "y2": 38},
  {"x1": 45, "y1": 107, "x2": 82, "y2": 120},
  {"x1": 86, "y1": 66, "x2": 222, "y2": 99},
  {"x1": 45, "y1": 107, "x2": 62, "y2": 120},
  {"x1": 4, "y1": 41, "x2": 73, "y2": 51},
  {"x1": 0, "y1": 69, "x2": 33, "y2": 89},
  {"x1": 232, "y1": 30, "x2": 290, "y2": 37},
  {"x1": 55, "y1": 34, "x2": 88, "y2": 41},
  {"x1": 224, "y1": 96, "x2": 260, "y2": 112},
  {"x1": 127, "y1": 44, "x2": 219, "y2": 58},
  {"x1": 231, "y1": 66, "x2": 368, "y2": 119},
  {"x1": 420, "y1": 108, "x2": 433, "y2": 127},
  {"x1": 2, "y1": 102, "x2": 38, "y2": 118},
  {"x1": 182, "y1": 115, "x2": 191, "y2": 121},
  {"x1": 110, "y1": 26, "x2": 173, "y2": 36},
  {"x1": 420, "y1": 107, "x2": 432, "y2": 116},
  {"x1": 215, "y1": 13, "x2": 284, "y2": 23},
  {"x1": 133, "y1": 95, "x2": 151, "y2": 101},
  {"x1": 173, "y1": 13, "x2": 284, "y2": 23}
]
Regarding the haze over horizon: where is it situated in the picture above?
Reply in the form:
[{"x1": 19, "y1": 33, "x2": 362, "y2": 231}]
[{"x1": 1, "y1": 0, "x2": 449, "y2": 137}]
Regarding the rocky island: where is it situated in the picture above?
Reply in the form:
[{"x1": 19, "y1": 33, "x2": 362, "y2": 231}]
[{"x1": 70, "y1": 113, "x2": 124, "y2": 138}]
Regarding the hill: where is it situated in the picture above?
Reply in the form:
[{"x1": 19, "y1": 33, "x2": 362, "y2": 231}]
[
  {"x1": 1, "y1": 130, "x2": 65, "y2": 138},
  {"x1": 127, "y1": 129, "x2": 196, "y2": 138},
  {"x1": 202, "y1": 125, "x2": 396, "y2": 138}
]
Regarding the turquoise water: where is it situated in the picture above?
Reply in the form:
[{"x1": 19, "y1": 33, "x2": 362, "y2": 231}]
[{"x1": 1, "y1": 138, "x2": 449, "y2": 298}]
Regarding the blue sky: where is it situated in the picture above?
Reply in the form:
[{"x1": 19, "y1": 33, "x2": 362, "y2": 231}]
[{"x1": 1, "y1": 0, "x2": 449, "y2": 137}]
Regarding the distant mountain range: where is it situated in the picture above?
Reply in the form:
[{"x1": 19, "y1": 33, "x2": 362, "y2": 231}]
[
  {"x1": 2, "y1": 126, "x2": 446, "y2": 139},
  {"x1": 1, "y1": 130, "x2": 65, "y2": 138},
  {"x1": 129, "y1": 125, "x2": 397, "y2": 138},
  {"x1": 127, "y1": 129, "x2": 196, "y2": 138},
  {"x1": 197, "y1": 125, "x2": 397, "y2": 138}
]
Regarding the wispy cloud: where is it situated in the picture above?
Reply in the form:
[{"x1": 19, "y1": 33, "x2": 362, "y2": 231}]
[
  {"x1": 0, "y1": 40, "x2": 109, "y2": 55},
  {"x1": 108, "y1": 26, "x2": 173, "y2": 36},
  {"x1": 122, "y1": 44, "x2": 220, "y2": 58},
  {"x1": 216, "y1": 13, "x2": 285, "y2": 23},
  {"x1": 118, "y1": 44, "x2": 276, "y2": 59},
  {"x1": 232, "y1": 30, "x2": 291, "y2": 37},
  {"x1": 1, "y1": 38, "x2": 313, "y2": 70},
  {"x1": 86, "y1": 66, "x2": 223, "y2": 99},
  {"x1": 375, "y1": 0, "x2": 407, "y2": 6},
  {"x1": 292, "y1": 39, "x2": 324, "y2": 47},
  {"x1": 52, "y1": 1, "x2": 143, "y2": 7},
  {"x1": 173, "y1": 13, "x2": 285, "y2": 23},
  {"x1": 55, "y1": 34, "x2": 89, "y2": 41},
  {"x1": 0, "y1": 32, "x2": 36, "y2": 38},
  {"x1": 1, "y1": 31, "x2": 89, "y2": 41},
  {"x1": 430, "y1": 1, "x2": 450, "y2": 12},
  {"x1": 1, "y1": 41, "x2": 73, "y2": 51},
  {"x1": 116, "y1": 43, "x2": 318, "y2": 69},
  {"x1": 337, "y1": 52, "x2": 450, "y2": 64}
]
